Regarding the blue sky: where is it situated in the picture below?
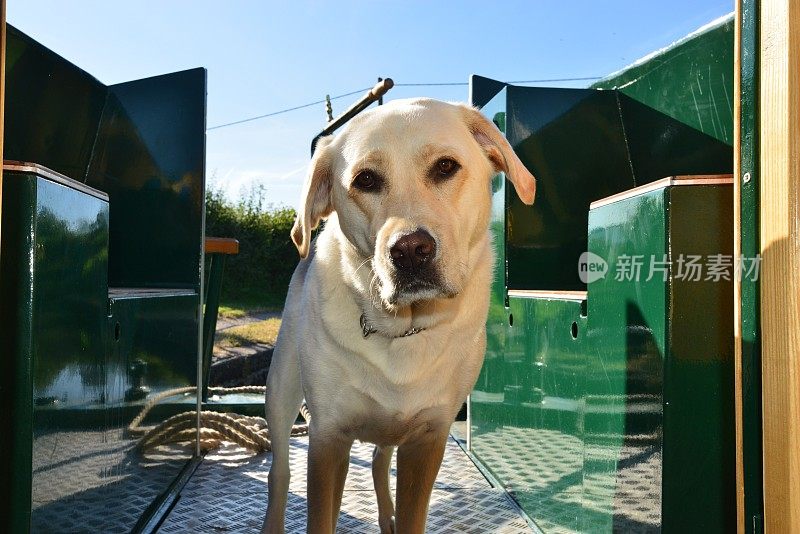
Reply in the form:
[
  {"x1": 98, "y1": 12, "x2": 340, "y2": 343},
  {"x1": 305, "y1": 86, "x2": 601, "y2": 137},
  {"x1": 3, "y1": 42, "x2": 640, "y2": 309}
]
[{"x1": 9, "y1": 1, "x2": 732, "y2": 209}]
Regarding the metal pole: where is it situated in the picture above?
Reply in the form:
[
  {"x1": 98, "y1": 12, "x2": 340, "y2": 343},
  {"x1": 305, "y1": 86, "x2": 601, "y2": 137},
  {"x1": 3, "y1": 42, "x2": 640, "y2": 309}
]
[{"x1": 310, "y1": 78, "x2": 394, "y2": 155}]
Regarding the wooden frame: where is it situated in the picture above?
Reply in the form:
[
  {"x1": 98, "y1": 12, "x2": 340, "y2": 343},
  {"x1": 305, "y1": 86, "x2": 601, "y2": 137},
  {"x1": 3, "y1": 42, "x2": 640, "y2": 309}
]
[
  {"x1": 759, "y1": 0, "x2": 800, "y2": 529},
  {"x1": 589, "y1": 174, "x2": 734, "y2": 210}
]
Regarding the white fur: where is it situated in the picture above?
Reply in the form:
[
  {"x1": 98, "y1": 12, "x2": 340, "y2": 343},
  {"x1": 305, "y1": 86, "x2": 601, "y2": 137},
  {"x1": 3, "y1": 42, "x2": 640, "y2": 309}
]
[{"x1": 262, "y1": 98, "x2": 536, "y2": 534}]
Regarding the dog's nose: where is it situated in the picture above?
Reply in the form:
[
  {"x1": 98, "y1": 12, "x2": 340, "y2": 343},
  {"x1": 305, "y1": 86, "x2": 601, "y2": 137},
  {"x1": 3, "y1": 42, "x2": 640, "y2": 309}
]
[{"x1": 390, "y1": 230, "x2": 436, "y2": 271}]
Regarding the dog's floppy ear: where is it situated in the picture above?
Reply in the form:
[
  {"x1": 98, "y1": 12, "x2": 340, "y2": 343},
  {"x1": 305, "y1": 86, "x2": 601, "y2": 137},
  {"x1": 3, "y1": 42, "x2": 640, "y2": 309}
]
[
  {"x1": 459, "y1": 105, "x2": 536, "y2": 205},
  {"x1": 291, "y1": 136, "x2": 334, "y2": 258}
]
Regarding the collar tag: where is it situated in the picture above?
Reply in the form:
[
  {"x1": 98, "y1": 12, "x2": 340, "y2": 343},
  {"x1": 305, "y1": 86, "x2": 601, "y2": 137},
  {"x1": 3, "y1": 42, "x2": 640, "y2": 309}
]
[
  {"x1": 360, "y1": 313, "x2": 377, "y2": 338},
  {"x1": 360, "y1": 313, "x2": 424, "y2": 339}
]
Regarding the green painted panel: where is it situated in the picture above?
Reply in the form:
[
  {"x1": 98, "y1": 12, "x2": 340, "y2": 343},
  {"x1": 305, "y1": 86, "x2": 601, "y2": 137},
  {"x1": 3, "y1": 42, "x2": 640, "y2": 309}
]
[
  {"x1": 503, "y1": 86, "x2": 634, "y2": 292},
  {"x1": 28, "y1": 288, "x2": 199, "y2": 532},
  {"x1": 474, "y1": 80, "x2": 731, "y2": 295},
  {"x1": 1, "y1": 26, "x2": 206, "y2": 532},
  {"x1": 0, "y1": 168, "x2": 201, "y2": 533},
  {"x1": 592, "y1": 15, "x2": 734, "y2": 146},
  {"x1": 0, "y1": 170, "x2": 109, "y2": 532},
  {"x1": 0, "y1": 173, "x2": 38, "y2": 532},
  {"x1": 473, "y1": 296, "x2": 587, "y2": 533},
  {"x1": 617, "y1": 93, "x2": 733, "y2": 184},
  {"x1": 586, "y1": 188, "x2": 667, "y2": 532},
  {"x1": 4, "y1": 25, "x2": 206, "y2": 291},
  {"x1": 738, "y1": 1, "x2": 763, "y2": 530},
  {"x1": 471, "y1": 88, "x2": 592, "y2": 533},
  {"x1": 471, "y1": 71, "x2": 735, "y2": 532},
  {"x1": 662, "y1": 186, "x2": 735, "y2": 532},
  {"x1": 109, "y1": 293, "x2": 199, "y2": 400},
  {"x1": 587, "y1": 183, "x2": 735, "y2": 532}
]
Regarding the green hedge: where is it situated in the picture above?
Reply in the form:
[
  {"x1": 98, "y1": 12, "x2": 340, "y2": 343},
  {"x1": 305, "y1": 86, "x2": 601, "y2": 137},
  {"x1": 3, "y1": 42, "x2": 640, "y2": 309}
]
[{"x1": 205, "y1": 185, "x2": 298, "y2": 308}]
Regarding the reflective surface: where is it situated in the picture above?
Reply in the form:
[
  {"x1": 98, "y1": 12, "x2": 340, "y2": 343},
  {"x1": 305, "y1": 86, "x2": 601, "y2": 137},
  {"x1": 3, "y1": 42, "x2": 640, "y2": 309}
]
[
  {"x1": 86, "y1": 69, "x2": 206, "y2": 289},
  {"x1": 3, "y1": 25, "x2": 107, "y2": 181},
  {"x1": 4, "y1": 24, "x2": 206, "y2": 290},
  {"x1": 473, "y1": 296, "x2": 588, "y2": 533},
  {"x1": 470, "y1": 16, "x2": 735, "y2": 533},
  {"x1": 0, "y1": 169, "x2": 200, "y2": 532},
  {"x1": 586, "y1": 184, "x2": 735, "y2": 532},
  {"x1": 2, "y1": 25, "x2": 206, "y2": 532},
  {"x1": 472, "y1": 90, "x2": 592, "y2": 532},
  {"x1": 484, "y1": 72, "x2": 732, "y2": 292},
  {"x1": 592, "y1": 15, "x2": 735, "y2": 145},
  {"x1": 585, "y1": 188, "x2": 668, "y2": 533}
]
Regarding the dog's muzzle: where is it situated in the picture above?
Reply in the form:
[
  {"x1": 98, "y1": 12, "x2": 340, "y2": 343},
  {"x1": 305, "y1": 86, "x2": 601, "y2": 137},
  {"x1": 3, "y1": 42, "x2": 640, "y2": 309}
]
[
  {"x1": 383, "y1": 229, "x2": 450, "y2": 305},
  {"x1": 389, "y1": 229, "x2": 436, "y2": 272}
]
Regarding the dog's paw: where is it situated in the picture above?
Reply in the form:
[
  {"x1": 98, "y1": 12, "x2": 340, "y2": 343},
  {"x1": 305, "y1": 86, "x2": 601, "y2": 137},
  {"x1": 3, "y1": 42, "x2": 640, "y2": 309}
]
[{"x1": 379, "y1": 515, "x2": 396, "y2": 534}]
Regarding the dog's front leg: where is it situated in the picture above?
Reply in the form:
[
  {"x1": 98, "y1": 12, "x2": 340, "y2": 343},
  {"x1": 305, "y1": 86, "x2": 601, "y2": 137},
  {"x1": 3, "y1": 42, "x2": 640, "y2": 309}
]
[
  {"x1": 373, "y1": 445, "x2": 396, "y2": 534},
  {"x1": 395, "y1": 429, "x2": 449, "y2": 534},
  {"x1": 307, "y1": 431, "x2": 352, "y2": 534}
]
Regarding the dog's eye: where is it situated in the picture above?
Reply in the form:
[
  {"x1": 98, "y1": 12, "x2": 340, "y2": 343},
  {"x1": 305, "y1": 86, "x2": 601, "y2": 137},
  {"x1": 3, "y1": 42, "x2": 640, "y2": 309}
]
[
  {"x1": 434, "y1": 158, "x2": 460, "y2": 180},
  {"x1": 353, "y1": 170, "x2": 382, "y2": 192}
]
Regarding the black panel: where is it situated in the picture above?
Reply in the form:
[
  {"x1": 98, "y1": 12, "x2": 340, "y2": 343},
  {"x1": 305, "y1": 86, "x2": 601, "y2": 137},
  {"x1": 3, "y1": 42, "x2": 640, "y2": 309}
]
[
  {"x1": 504, "y1": 85, "x2": 635, "y2": 291},
  {"x1": 86, "y1": 69, "x2": 207, "y2": 289},
  {"x1": 620, "y1": 93, "x2": 734, "y2": 183},
  {"x1": 470, "y1": 74, "x2": 507, "y2": 109},
  {"x1": 3, "y1": 25, "x2": 107, "y2": 181}
]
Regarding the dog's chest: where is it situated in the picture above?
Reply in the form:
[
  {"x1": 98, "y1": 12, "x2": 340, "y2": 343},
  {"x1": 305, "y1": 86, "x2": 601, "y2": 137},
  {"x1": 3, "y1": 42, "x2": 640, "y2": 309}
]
[
  {"x1": 340, "y1": 400, "x2": 450, "y2": 446},
  {"x1": 320, "y1": 348, "x2": 473, "y2": 446}
]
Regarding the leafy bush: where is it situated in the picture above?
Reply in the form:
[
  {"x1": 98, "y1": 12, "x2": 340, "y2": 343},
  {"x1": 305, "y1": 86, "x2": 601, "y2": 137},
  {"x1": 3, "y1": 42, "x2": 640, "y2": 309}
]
[{"x1": 205, "y1": 184, "x2": 298, "y2": 308}]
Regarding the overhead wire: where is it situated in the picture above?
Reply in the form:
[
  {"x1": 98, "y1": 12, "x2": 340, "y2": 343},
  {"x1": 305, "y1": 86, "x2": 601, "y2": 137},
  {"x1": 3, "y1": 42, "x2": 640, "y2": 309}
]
[
  {"x1": 206, "y1": 76, "x2": 602, "y2": 131},
  {"x1": 207, "y1": 87, "x2": 372, "y2": 130}
]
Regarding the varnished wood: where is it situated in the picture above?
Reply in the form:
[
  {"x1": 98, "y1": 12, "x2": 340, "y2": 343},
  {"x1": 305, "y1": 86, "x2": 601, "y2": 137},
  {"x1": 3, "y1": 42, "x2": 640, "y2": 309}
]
[
  {"x1": 204, "y1": 237, "x2": 239, "y2": 255},
  {"x1": 3, "y1": 161, "x2": 109, "y2": 201},
  {"x1": 733, "y1": 1, "x2": 745, "y2": 532},
  {"x1": 759, "y1": 0, "x2": 800, "y2": 529},
  {"x1": 589, "y1": 174, "x2": 734, "y2": 210},
  {"x1": 507, "y1": 289, "x2": 587, "y2": 301}
]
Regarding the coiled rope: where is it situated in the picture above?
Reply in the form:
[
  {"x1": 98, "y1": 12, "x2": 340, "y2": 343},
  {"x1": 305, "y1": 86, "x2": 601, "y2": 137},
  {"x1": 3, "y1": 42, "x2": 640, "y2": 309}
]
[{"x1": 128, "y1": 386, "x2": 310, "y2": 454}]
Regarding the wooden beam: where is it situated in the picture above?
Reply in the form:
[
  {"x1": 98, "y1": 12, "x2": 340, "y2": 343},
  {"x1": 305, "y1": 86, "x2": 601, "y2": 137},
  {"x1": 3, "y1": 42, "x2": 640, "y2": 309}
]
[
  {"x1": 204, "y1": 237, "x2": 239, "y2": 255},
  {"x1": 733, "y1": 0, "x2": 744, "y2": 531},
  {"x1": 759, "y1": 0, "x2": 800, "y2": 530}
]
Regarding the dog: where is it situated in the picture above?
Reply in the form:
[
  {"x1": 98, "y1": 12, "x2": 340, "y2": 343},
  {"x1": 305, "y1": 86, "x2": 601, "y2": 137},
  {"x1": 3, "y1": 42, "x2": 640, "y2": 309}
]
[{"x1": 261, "y1": 98, "x2": 536, "y2": 534}]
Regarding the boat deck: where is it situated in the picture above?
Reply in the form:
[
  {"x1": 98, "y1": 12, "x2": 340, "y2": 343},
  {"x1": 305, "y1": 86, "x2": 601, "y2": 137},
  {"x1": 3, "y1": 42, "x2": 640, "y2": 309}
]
[{"x1": 158, "y1": 428, "x2": 534, "y2": 533}]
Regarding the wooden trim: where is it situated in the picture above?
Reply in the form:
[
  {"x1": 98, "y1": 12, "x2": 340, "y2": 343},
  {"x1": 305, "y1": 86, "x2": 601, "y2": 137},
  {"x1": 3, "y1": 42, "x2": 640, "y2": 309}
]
[
  {"x1": 204, "y1": 237, "x2": 239, "y2": 255},
  {"x1": 759, "y1": 0, "x2": 800, "y2": 529},
  {"x1": 3, "y1": 161, "x2": 109, "y2": 201},
  {"x1": 589, "y1": 174, "x2": 734, "y2": 210},
  {"x1": 733, "y1": 2, "x2": 745, "y2": 532},
  {"x1": 507, "y1": 289, "x2": 587, "y2": 301}
]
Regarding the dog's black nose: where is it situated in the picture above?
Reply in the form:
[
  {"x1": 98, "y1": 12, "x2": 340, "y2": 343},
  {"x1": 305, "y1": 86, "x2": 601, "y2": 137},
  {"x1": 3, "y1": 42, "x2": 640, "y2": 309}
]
[{"x1": 390, "y1": 230, "x2": 436, "y2": 271}]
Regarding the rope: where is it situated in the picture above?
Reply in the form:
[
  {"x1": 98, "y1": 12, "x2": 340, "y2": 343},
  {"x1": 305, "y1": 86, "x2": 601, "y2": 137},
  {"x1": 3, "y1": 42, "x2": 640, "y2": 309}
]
[{"x1": 129, "y1": 386, "x2": 310, "y2": 454}]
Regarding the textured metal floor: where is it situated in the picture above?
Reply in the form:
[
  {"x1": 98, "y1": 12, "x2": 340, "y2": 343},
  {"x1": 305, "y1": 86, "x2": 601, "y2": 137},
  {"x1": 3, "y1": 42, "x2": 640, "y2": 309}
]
[
  {"x1": 31, "y1": 428, "x2": 191, "y2": 533},
  {"x1": 471, "y1": 427, "x2": 660, "y2": 533},
  {"x1": 159, "y1": 434, "x2": 534, "y2": 533}
]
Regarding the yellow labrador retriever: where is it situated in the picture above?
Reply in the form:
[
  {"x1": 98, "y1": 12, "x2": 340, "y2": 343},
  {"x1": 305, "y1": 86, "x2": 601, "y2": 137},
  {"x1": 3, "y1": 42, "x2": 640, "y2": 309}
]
[{"x1": 262, "y1": 98, "x2": 535, "y2": 534}]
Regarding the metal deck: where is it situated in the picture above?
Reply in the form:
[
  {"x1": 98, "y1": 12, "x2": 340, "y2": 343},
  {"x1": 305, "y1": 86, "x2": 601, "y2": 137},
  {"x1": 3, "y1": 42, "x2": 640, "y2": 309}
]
[{"x1": 159, "y1": 433, "x2": 534, "y2": 533}]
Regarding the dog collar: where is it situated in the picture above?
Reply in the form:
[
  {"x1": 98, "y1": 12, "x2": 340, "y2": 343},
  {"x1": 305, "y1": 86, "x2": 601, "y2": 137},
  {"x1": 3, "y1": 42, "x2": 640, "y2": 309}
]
[{"x1": 360, "y1": 313, "x2": 426, "y2": 339}]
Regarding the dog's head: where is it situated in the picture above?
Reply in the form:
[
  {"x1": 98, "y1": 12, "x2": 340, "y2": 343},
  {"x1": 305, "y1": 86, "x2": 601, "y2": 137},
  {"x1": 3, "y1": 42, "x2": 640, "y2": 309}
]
[{"x1": 291, "y1": 98, "x2": 535, "y2": 309}]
